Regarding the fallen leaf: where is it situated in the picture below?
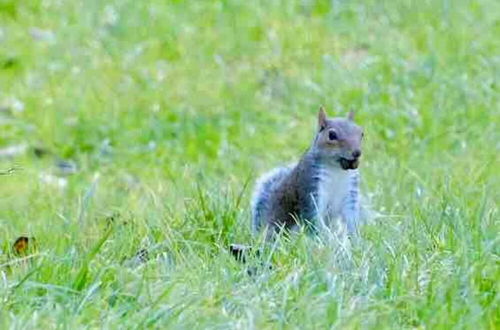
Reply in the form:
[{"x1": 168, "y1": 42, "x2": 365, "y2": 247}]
[{"x1": 12, "y1": 236, "x2": 36, "y2": 255}]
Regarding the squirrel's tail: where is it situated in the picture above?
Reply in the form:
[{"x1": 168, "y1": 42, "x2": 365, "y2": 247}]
[{"x1": 251, "y1": 165, "x2": 294, "y2": 234}]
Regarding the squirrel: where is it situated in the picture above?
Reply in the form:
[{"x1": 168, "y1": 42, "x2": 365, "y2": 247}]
[{"x1": 251, "y1": 107, "x2": 364, "y2": 239}]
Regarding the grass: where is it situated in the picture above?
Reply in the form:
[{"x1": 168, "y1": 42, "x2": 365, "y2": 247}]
[{"x1": 0, "y1": 0, "x2": 498, "y2": 328}]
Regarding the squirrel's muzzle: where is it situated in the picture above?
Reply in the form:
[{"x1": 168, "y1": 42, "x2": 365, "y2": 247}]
[{"x1": 339, "y1": 157, "x2": 359, "y2": 170}]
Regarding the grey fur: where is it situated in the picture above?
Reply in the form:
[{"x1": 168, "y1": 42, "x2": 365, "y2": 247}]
[
  {"x1": 251, "y1": 150, "x2": 322, "y2": 237},
  {"x1": 251, "y1": 109, "x2": 364, "y2": 238}
]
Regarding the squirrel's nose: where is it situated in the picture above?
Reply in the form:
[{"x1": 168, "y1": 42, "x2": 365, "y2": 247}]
[{"x1": 352, "y1": 149, "x2": 361, "y2": 159}]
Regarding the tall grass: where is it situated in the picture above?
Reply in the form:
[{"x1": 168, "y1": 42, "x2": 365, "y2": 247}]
[{"x1": 0, "y1": 0, "x2": 498, "y2": 328}]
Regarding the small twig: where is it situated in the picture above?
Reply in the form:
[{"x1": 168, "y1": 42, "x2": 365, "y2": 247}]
[
  {"x1": 0, "y1": 253, "x2": 43, "y2": 268},
  {"x1": 0, "y1": 166, "x2": 21, "y2": 176}
]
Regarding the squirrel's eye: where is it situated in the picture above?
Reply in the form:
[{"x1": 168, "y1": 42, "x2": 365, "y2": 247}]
[{"x1": 328, "y1": 130, "x2": 338, "y2": 141}]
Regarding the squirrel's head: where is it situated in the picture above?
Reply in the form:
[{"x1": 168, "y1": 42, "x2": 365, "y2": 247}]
[{"x1": 313, "y1": 106, "x2": 364, "y2": 170}]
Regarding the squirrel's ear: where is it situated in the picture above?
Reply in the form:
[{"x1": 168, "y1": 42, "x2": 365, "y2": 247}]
[
  {"x1": 347, "y1": 109, "x2": 355, "y2": 121},
  {"x1": 318, "y1": 106, "x2": 327, "y2": 131}
]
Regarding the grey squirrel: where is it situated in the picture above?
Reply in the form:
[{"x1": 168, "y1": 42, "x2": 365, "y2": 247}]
[{"x1": 251, "y1": 107, "x2": 364, "y2": 239}]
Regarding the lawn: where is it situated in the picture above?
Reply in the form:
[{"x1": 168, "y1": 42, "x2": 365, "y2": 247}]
[{"x1": 0, "y1": 0, "x2": 498, "y2": 328}]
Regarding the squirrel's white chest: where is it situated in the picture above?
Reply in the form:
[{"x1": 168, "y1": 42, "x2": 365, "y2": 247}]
[{"x1": 316, "y1": 167, "x2": 352, "y2": 222}]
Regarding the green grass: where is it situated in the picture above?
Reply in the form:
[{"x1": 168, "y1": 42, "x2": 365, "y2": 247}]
[{"x1": 0, "y1": 0, "x2": 498, "y2": 328}]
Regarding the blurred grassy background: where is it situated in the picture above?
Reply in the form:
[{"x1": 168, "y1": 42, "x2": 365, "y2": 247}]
[{"x1": 0, "y1": 0, "x2": 498, "y2": 328}]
